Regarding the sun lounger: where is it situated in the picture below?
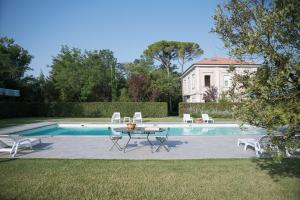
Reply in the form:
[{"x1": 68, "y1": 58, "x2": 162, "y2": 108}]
[
  {"x1": 0, "y1": 135, "x2": 41, "y2": 157},
  {"x1": 133, "y1": 112, "x2": 142, "y2": 124},
  {"x1": 183, "y1": 114, "x2": 193, "y2": 123},
  {"x1": 111, "y1": 112, "x2": 121, "y2": 123},
  {"x1": 201, "y1": 114, "x2": 214, "y2": 123},
  {"x1": 237, "y1": 136, "x2": 272, "y2": 157}
]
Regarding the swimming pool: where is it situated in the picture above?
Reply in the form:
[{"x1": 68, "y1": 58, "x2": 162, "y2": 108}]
[{"x1": 19, "y1": 124, "x2": 266, "y2": 136}]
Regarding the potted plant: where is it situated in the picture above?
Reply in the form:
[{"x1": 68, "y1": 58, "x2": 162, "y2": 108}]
[
  {"x1": 127, "y1": 120, "x2": 136, "y2": 130},
  {"x1": 191, "y1": 113, "x2": 203, "y2": 124}
]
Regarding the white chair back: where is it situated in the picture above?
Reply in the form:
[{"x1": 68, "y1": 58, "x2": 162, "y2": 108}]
[
  {"x1": 183, "y1": 114, "x2": 191, "y2": 120},
  {"x1": 112, "y1": 112, "x2": 121, "y2": 119},
  {"x1": 134, "y1": 112, "x2": 142, "y2": 119},
  {"x1": 201, "y1": 114, "x2": 209, "y2": 120}
]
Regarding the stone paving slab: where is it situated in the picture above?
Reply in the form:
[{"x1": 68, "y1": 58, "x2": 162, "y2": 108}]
[{"x1": 0, "y1": 135, "x2": 261, "y2": 159}]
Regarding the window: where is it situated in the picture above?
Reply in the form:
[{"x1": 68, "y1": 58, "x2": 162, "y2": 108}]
[
  {"x1": 204, "y1": 75, "x2": 210, "y2": 87},
  {"x1": 188, "y1": 77, "x2": 191, "y2": 92},
  {"x1": 224, "y1": 75, "x2": 231, "y2": 87}
]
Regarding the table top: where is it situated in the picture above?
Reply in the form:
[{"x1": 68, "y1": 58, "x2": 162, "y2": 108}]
[{"x1": 113, "y1": 127, "x2": 165, "y2": 134}]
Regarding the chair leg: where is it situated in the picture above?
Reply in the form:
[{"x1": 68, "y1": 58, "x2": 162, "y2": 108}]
[
  {"x1": 155, "y1": 138, "x2": 169, "y2": 152},
  {"x1": 12, "y1": 143, "x2": 19, "y2": 157},
  {"x1": 109, "y1": 138, "x2": 122, "y2": 151},
  {"x1": 244, "y1": 143, "x2": 248, "y2": 150}
]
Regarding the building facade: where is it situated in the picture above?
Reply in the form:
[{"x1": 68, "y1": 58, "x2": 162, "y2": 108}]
[{"x1": 181, "y1": 56, "x2": 259, "y2": 103}]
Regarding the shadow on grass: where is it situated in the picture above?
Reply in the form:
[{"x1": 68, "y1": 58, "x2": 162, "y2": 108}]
[
  {"x1": 0, "y1": 158, "x2": 17, "y2": 163},
  {"x1": 252, "y1": 158, "x2": 300, "y2": 181}
]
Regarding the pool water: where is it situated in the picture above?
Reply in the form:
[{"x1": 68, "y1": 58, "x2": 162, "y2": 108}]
[{"x1": 19, "y1": 125, "x2": 266, "y2": 136}]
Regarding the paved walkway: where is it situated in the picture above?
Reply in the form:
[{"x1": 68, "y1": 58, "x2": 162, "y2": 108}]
[
  {"x1": 0, "y1": 135, "x2": 260, "y2": 159},
  {"x1": 0, "y1": 121, "x2": 262, "y2": 159}
]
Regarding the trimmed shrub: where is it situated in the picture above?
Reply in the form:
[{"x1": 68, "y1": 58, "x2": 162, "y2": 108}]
[
  {"x1": 0, "y1": 102, "x2": 168, "y2": 118},
  {"x1": 179, "y1": 102, "x2": 236, "y2": 118}
]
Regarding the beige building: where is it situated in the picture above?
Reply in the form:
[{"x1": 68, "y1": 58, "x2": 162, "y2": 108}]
[{"x1": 181, "y1": 56, "x2": 259, "y2": 102}]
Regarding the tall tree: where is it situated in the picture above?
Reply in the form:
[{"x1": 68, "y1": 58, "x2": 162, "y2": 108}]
[
  {"x1": 50, "y1": 46, "x2": 116, "y2": 102},
  {"x1": 127, "y1": 74, "x2": 150, "y2": 102},
  {"x1": 177, "y1": 42, "x2": 203, "y2": 73},
  {"x1": 143, "y1": 40, "x2": 178, "y2": 76},
  {"x1": 111, "y1": 58, "x2": 117, "y2": 101},
  {"x1": 213, "y1": 0, "x2": 300, "y2": 157},
  {"x1": 0, "y1": 37, "x2": 33, "y2": 89}
]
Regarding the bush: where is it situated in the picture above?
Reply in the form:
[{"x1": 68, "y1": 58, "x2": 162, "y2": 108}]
[
  {"x1": 0, "y1": 102, "x2": 168, "y2": 118},
  {"x1": 178, "y1": 102, "x2": 236, "y2": 118}
]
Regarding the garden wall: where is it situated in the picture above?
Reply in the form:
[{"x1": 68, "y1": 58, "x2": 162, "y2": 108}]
[
  {"x1": 0, "y1": 102, "x2": 168, "y2": 118},
  {"x1": 178, "y1": 102, "x2": 236, "y2": 118}
]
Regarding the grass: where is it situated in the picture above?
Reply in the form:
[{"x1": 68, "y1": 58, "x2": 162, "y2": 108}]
[
  {"x1": 0, "y1": 159, "x2": 299, "y2": 200},
  {"x1": 0, "y1": 117, "x2": 236, "y2": 128}
]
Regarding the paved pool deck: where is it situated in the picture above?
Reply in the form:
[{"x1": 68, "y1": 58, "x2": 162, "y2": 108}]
[{"x1": 0, "y1": 122, "x2": 261, "y2": 159}]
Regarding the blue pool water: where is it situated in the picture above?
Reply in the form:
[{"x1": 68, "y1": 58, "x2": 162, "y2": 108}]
[{"x1": 19, "y1": 125, "x2": 266, "y2": 136}]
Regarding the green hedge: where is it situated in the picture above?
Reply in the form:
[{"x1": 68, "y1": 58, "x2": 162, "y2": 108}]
[
  {"x1": 0, "y1": 102, "x2": 168, "y2": 118},
  {"x1": 178, "y1": 102, "x2": 236, "y2": 118}
]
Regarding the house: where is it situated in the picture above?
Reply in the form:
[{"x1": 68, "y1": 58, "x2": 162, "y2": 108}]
[{"x1": 181, "y1": 56, "x2": 259, "y2": 103}]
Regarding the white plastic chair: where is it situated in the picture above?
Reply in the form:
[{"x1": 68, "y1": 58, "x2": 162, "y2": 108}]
[
  {"x1": 133, "y1": 112, "x2": 142, "y2": 124},
  {"x1": 183, "y1": 114, "x2": 193, "y2": 123},
  {"x1": 111, "y1": 112, "x2": 121, "y2": 123},
  {"x1": 201, "y1": 114, "x2": 214, "y2": 123},
  {"x1": 0, "y1": 135, "x2": 41, "y2": 157}
]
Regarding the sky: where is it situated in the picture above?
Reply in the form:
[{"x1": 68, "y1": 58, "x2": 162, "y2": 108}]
[{"x1": 0, "y1": 0, "x2": 228, "y2": 76}]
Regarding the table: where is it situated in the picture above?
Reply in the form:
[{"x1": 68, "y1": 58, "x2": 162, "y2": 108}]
[{"x1": 113, "y1": 127, "x2": 165, "y2": 152}]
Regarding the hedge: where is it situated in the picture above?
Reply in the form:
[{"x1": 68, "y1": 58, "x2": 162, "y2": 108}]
[
  {"x1": 0, "y1": 102, "x2": 168, "y2": 118},
  {"x1": 178, "y1": 102, "x2": 236, "y2": 118}
]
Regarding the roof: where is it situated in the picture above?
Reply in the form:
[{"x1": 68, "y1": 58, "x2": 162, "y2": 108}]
[
  {"x1": 182, "y1": 56, "x2": 259, "y2": 77},
  {"x1": 196, "y1": 56, "x2": 255, "y2": 65}
]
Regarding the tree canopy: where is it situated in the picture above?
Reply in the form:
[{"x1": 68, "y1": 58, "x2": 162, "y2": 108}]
[
  {"x1": 213, "y1": 0, "x2": 300, "y2": 156},
  {"x1": 143, "y1": 40, "x2": 203, "y2": 75},
  {"x1": 177, "y1": 42, "x2": 203, "y2": 73},
  {"x1": 0, "y1": 37, "x2": 33, "y2": 89},
  {"x1": 50, "y1": 46, "x2": 117, "y2": 102},
  {"x1": 143, "y1": 40, "x2": 178, "y2": 76}
]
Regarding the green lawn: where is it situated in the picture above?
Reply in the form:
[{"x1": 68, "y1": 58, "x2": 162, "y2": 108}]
[
  {"x1": 0, "y1": 117, "x2": 236, "y2": 128},
  {"x1": 0, "y1": 159, "x2": 299, "y2": 200}
]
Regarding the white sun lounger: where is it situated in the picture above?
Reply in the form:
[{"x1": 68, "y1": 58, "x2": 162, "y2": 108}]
[
  {"x1": 111, "y1": 112, "x2": 121, "y2": 123},
  {"x1": 183, "y1": 114, "x2": 193, "y2": 123},
  {"x1": 0, "y1": 135, "x2": 41, "y2": 157},
  {"x1": 201, "y1": 114, "x2": 214, "y2": 123},
  {"x1": 133, "y1": 112, "x2": 142, "y2": 124},
  {"x1": 237, "y1": 136, "x2": 271, "y2": 157}
]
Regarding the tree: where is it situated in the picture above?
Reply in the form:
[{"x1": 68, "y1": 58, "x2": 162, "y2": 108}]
[
  {"x1": 0, "y1": 37, "x2": 33, "y2": 89},
  {"x1": 150, "y1": 69, "x2": 181, "y2": 113},
  {"x1": 111, "y1": 59, "x2": 117, "y2": 101},
  {"x1": 143, "y1": 40, "x2": 178, "y2": 76},
  {"x1": 177, "y1": 42, "x2": 203, "y2": 73},
  {"x1": 213, "y1": 0, "x2": 300, "y2": 157},
  {"x1": 20, "y1": 72, "x2": 58, "y2": 102},
  {"x1": 203, "y1": 86, "x2": 218, "y2": 102},
  {"x1": 127, "y1": 74, "x2": 150, "y2": 102},
  {"x1": 50, "y1": 46, "x2": 116, "y2": 102},
  {"x1": 122, "y1": 57, "x2": 154, "y2": 102}
]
